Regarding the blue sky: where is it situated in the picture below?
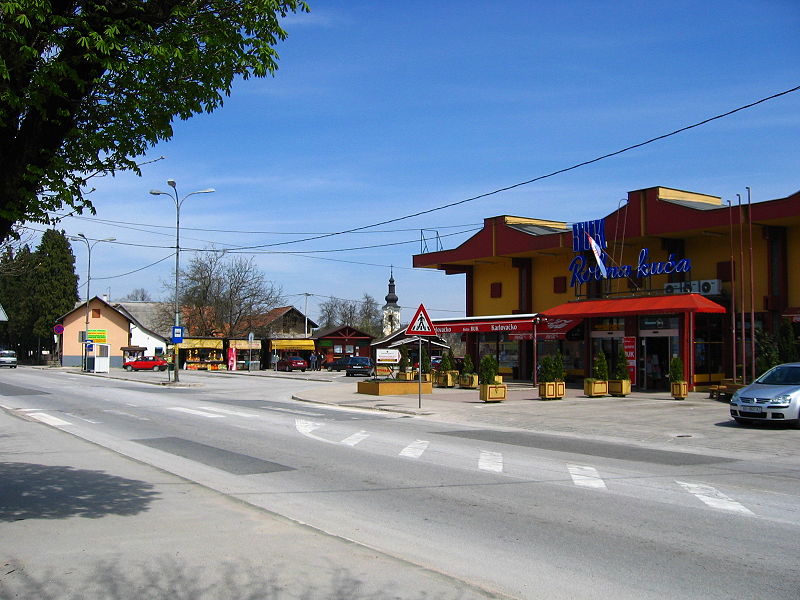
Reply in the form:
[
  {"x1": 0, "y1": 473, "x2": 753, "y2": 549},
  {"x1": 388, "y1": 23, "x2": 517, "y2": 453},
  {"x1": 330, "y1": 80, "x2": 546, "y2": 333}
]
[{"x1": 47, "y1": 1, "x2": 800, "y2": 322}]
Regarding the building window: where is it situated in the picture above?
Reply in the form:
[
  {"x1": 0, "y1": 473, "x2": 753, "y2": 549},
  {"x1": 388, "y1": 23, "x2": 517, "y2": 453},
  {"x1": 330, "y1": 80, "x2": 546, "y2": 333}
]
[
  {"x1": 553, "y1": 276, "x2": 567, "y2": 294},
  {"x1": 716, "y1": 261, "x2": 733, "y2": 283},
  {"x1": 92, "y1": 309, "x2": 101, "y2": 318},
  {"x1": 490, "y1": 282, "x2": 502, "y2": 298}
]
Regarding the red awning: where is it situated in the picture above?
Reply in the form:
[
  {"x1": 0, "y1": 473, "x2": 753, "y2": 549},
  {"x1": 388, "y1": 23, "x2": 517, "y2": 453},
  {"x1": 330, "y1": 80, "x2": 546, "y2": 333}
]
[
  {"x1": 433, "y1": 318, "x2": 535, "y2": 334},
  {"x1": 541, "y1": 294, "x2": 726, "y2": 318}
]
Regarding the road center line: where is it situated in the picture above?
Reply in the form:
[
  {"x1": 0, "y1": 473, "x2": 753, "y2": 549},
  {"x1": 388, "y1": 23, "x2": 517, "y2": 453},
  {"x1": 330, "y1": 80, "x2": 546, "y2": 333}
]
[
  {"x1": 399, "y1": 440, "x2": 430, "y2": 458},
  {"x1": 676, "y1": 481, "x2": 754, "y2": 515},
  {"x1": 166, "y1": 407, "x2": 225, "y2": 418},
  {"x1": 196, "y1": 406, "x2": 260, "y2": 418},
  {"x1": 568, "y1": 465, "x2": 607, "y2": 489},
  {"x1": 479, "y1": 450, "x2": 503, "y2": 473}
]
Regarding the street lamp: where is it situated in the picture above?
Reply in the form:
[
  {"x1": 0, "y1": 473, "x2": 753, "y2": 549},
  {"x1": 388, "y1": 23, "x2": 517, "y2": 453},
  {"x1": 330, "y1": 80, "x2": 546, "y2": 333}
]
[
  {"x1": 72, "y1": 234, "x2": 116, "y2": 371},
  {"x1": 150, "y1": 180, "x2": 215, "y2": 382}
]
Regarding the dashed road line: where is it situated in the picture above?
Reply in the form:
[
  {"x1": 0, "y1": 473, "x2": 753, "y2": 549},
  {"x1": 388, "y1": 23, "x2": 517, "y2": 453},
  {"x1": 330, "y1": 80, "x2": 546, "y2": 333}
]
[
  {"x1": 166, "y1": 407, "x2": 225, "y2": 418},
  {"x1": 676, "y1": 481, "x2": 754, "y2": 515},
  {"x1": 568, "y1": 465, "x2": 608, "y2": 490},
  {"x1": 478, "y1": 450, "x2": 503, "y2": 473},
  {"x1": 196, "y1": 406, "x2": 260, "y2": 418},
  {"x1": 63, "y1": 412, "x2": 102, "y2": 424},
  {"x1": 102, "y1": 409, "x2": 151, "y2": 421},
  {"x1": 399, "y1": 440, "x2": 430, "y2": 459}
]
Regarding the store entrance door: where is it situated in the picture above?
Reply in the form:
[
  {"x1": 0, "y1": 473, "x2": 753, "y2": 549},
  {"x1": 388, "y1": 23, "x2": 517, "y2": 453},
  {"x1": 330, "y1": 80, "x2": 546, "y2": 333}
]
[{"x1": 639, "y1": 333, "x2": 679, "y2": 391}]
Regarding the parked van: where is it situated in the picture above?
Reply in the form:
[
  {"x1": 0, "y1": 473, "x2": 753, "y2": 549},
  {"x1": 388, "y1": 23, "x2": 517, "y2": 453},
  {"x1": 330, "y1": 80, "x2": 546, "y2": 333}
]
[{"x1": 0, "y1": 350, "x2": 17, "y2": 368}]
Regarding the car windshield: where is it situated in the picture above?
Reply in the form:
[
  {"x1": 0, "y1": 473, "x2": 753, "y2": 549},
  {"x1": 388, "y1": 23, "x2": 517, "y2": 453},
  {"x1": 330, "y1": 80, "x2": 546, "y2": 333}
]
[
  {"x1": 756, "y1": 365, "x2": 800, "y2": 385},
  {"x1": 350, "y1": 358, "x2": 370, "y2": 365},
  {"x1": 0, "y1": 351, "x2": 15, "y2": 357}
]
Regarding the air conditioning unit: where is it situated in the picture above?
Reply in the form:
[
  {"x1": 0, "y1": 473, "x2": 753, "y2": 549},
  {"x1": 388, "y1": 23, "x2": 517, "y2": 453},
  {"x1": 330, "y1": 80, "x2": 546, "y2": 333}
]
[
  {"x1": 665, "y1": 283, "x2": 685, "y2": 294},
  {"x1": 687, "y1": 281, "x2": 699, "y2": 293},
  {"x1": 699, "y1": 279, "x2": 721, "y2": 295}
]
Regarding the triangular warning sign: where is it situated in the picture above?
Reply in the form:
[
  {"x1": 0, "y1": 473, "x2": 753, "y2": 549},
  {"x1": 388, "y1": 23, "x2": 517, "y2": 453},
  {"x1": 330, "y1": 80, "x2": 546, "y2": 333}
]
[{"x1": 405, "y1": 304, "x2": 436, "y2": 336}]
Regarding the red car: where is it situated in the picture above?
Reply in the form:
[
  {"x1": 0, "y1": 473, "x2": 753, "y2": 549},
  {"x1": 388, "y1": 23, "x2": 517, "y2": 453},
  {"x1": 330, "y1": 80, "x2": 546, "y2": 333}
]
[
  {"x1": 124, "y1": 356, "x2": 168, "y2": 371},
  {"x1": 277, "y1": 356, "x2": 307, "y2": 372}
]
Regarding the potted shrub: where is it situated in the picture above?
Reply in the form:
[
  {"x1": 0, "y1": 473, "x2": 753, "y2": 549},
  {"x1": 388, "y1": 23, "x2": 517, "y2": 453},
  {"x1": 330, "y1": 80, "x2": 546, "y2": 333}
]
[
  {"x1": 436, "y1": 351, "x2": 455, "y2": 387},
  {"x1": 479, "y1": 355, "x2": 506, "y2": 402},
  {"x1": 459, "y1": 354, "x2": 478, "y2": 389},
  {"x1": 420, "y1": 347, "x2": 432, "y2": 383},
  {"x1": 397, "y1": 345, "x2": 414, "y2": 380},
  {"x1": 608, "y1": 345, "x2": 631, "y2": 397},
  {"x1": 584, "y1": 351, "x2": 609, "y2": 397},
  {"x1": 538, "y1": 353, "x2": 566, "y2": 400},
  {"x1": 670, "y1": 356, "x2": 688, "y2": 399}
]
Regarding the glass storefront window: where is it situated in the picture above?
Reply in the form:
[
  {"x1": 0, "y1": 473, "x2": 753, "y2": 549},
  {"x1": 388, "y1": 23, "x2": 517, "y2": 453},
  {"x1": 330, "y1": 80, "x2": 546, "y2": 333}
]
[{"x1": 592, "y1": 317, "x2": 624, "y2": 331}]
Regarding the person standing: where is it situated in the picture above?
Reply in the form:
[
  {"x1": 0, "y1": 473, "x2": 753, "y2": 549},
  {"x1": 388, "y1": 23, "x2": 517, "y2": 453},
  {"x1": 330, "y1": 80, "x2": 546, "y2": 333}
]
[{"x1": 309, "y1": 352, "x2": 317, "y2": 371}]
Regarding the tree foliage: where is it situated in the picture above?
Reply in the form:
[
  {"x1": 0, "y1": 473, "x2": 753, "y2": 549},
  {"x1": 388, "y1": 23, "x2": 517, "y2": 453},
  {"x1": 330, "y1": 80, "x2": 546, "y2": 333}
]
[
  {"x1": 177, "y1": 250, "x2": 283, "y2": 337},
  {"x1": 0, "y1": 229, "x2": 78, "y2": 360},
  {"x1": 0, "y1": 0, "x2": 309, "y2": 240},
  {"x1": 120, "y1": 287, "x2": 152, "y2": 301}
]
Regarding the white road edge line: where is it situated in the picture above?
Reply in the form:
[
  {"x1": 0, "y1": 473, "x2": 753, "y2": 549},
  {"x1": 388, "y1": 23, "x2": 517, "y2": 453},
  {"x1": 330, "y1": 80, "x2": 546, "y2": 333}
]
[
  {"x1": 568, "y1": 464, "x2": 607, "y2": 489},
  {"x1": 63, "y1": 412, "x2": 102, "y2": 424},
  {"x1": 676, "y1": 481, "x2": 754, "y2": 515},
  {"x1": 197, "y1": 406, "x2": 260, "y2": 418},
  {"x1": 399, "y1": 440, "x2": 430, "y2": 459},
  {"x1": 295, "y1": 419, "x2": 335, "y2": 444},
  {"x1": 28, "y1": 412, "x2": 72, "y2": 427},
  {"x1": 478, "y1": 450, "x2": 503, "y2": 473}
]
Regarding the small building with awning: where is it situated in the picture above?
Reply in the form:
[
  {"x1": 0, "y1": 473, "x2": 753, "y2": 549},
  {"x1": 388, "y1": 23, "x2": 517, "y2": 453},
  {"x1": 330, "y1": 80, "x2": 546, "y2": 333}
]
[{"x1": 313, "y1": 325, "x2": 374, "y2": 365}]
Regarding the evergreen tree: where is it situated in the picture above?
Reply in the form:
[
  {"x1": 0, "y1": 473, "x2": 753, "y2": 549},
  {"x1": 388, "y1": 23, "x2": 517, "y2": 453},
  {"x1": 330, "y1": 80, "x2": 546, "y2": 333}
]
[
  {"x1": 32, "y1": 230, "x2": 79, "y2": 342},
  {"x1": 0, "y1": 245, "x2": 37, "y2": 357}
]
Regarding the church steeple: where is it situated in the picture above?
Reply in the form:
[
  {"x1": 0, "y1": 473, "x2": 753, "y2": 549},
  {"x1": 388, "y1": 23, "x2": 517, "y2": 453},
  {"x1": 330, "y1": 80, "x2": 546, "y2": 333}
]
[{"x1": 382, "y1": 269, "x2": 401, "y2": 336}]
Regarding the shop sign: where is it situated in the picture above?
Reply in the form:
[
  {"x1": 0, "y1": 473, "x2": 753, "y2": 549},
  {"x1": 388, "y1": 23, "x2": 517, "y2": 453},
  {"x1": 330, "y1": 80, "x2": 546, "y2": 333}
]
[
  {"x1": 376, "y1": 349, "x2": 401, "y2": 364},
  {"x1": 623, "y1": 336, "x2": 637, "y2": 384},
  {"x1": 434, "y1": 321, "x2": 530, "y2": 334},
  {"x1": 87, "y1": 329, "x2": 107, "y2": 343},
  {"x1": 568, "y1": 247, "x2": 692, "y2": 287}
]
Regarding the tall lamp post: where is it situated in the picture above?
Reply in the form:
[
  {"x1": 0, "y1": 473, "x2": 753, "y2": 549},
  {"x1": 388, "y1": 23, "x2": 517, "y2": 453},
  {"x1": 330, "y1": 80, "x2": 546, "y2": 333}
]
[
  {"x1": 150, "y1": 180, "x2": 215, "y2": 382},
  {"x1": 72, "y1": 234, "x2": 116, "y2": 371}
]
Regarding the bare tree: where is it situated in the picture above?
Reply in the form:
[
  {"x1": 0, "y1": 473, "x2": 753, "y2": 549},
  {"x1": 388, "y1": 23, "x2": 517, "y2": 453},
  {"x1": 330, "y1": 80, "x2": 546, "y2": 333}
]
[
  {"x1": 317, "y1": 293, "x2": 381, "y2": 335},
  {"x1": 179, "y1": 251, "x2": 283, "y2": 337},
  {"x1": 120, "y1": 288, "x2": 152, "y2": 301},
  {"x1": 357, "y1": 293, "x2": 382, "y2": 337}
]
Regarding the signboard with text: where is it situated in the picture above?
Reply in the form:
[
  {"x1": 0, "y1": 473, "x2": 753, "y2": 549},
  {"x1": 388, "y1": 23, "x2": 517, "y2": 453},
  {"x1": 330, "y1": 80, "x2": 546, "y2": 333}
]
[
  {"x1": 87, "y1": 329, "x2": 107, "y2": 343},
  {"x1": 623, "y1": 336, "x2": 637, "y2": 385}
]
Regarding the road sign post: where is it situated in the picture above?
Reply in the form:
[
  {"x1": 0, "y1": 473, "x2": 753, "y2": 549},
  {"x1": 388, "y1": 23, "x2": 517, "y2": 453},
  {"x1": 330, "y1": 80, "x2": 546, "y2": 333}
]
[{"x1": 406, "y1": 304, "x2": 437, "y2": 408}]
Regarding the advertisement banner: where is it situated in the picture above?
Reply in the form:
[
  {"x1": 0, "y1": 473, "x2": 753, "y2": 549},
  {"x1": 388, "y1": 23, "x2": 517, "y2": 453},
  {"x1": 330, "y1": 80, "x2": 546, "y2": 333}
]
[{"x1": 623, "y1": 336, "x2": 637, "y2": 385}]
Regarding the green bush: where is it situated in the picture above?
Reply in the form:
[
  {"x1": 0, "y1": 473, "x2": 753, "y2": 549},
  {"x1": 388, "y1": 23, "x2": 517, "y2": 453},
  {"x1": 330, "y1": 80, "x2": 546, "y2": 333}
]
[
  {"x1": 462, "y1": 353, "x2": 474, "y2": 375},
  {"x1": 398, "y1": 345, "x2": 409, "y2": 372},
  {"x1": 591, "y1": 351, "x2": 609, "y2": 381},
  {"x1": 421, "y1": 347, "x2": 431, "y2": 374},
  {"x1": 479, "y1": 354, "x2": 499, "y2": 385},
  {"x1": 669, "y1": 356, "x2": 685, "y2": 382},
  {"x1": 612, "y1": 345, "x2": 629, "y2": 380},
  {"x1": 440, "y1": 350, "x2": 453, "y2": 372},
  {"x1": 539, "y1": 353, "x2": 565, "y2": 382}
]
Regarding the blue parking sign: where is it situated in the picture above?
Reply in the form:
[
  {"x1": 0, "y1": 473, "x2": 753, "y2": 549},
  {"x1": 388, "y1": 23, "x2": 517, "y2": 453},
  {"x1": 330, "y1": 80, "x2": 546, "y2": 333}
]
[{"x1": 171, "y1": 326, "x2": 184, "y2": 344}]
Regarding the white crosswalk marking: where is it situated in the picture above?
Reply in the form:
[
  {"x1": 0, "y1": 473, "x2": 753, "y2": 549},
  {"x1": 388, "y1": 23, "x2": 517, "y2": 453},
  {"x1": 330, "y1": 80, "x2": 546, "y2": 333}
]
[
  {"x1": 478, "y1": 450, "x2": 503, "y2": 473},
  {"x1": 196, "y1": 406, "x2": 259, "y2": 418},
  {"x1": 341, "y1": 431, "x2": 370, "y2": 446},
  {"x1": 166, "y1": 407, "x2": 225, "y2": 418},
  {"x1": 568, "y1": 465, "x2": 607, "y2": 489},
  {"x1": 676, "y1": 481, "x2": 754, "y2": 515},
  {"x1": 399, "y1": 440, "x2": 430, "y2": 458},
  {"x1": 28, "y1": 412, "x2": 72, "y2": 427}
]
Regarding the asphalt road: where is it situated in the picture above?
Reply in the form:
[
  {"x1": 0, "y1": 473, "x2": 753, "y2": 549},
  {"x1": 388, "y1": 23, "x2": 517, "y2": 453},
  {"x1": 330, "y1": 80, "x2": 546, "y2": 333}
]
[{"x1": 2, "y1": 368, "x2": 799, "y2": 599}]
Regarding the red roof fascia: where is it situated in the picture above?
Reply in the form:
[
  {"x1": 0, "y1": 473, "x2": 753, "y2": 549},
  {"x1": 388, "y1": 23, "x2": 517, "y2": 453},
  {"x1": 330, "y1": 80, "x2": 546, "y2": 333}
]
[{"x1": 541, "y1": 294, "x2": 726, "y2": 318}]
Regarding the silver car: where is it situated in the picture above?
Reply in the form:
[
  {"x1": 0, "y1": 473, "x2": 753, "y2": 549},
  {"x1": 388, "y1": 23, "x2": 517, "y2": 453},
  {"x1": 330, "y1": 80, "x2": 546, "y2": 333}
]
[
  {"x1": 730, "y1": 362, "x2": 800, "y2": 427},
  {"x1": 0, "y1": 349, "x2": 17, "y2": 368}
]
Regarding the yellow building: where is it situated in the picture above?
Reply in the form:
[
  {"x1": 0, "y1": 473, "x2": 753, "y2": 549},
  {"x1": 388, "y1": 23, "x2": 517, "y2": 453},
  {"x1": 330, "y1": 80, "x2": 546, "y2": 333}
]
[{"x1": 414, "y1": 186, "x2": 800, "y2": 390}]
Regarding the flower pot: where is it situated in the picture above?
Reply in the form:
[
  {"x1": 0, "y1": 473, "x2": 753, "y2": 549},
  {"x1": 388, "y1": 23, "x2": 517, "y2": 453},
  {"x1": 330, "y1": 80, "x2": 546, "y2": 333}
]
[
  {"x1": 396, "y1": 371, "x2": 415, "y2": 381},
  {"x1": 538, "y1": 381, "x2": 565, "y2": 400},
  {"x1": 479, "y1": 383, "x2": 507, "y2": 402},
  {"x1": 583, "y1": 379, "x2": 608, "y2": 397},
  {"x1": 459, "y1": 373, "x2": 479, "y2": 389},
  {"x1": 608, "y1": 379, "x2": 631, "y2": 397},
  {"x1": 436, "y1": 372, "x2": 455, "y2": 387},
  {"x1": 671, "y1": 381, "x2": 689, "y2": 400}
]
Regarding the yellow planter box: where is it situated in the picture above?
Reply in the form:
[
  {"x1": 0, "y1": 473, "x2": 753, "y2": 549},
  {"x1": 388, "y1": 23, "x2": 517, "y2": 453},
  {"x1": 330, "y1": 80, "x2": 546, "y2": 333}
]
[
  {"x1": 396, "y1": 372, "x2": 415, "y2": 381},
  {"x1": 357, "y1": 380, "x2": 433, "y2": 396},
  {"x1": 538, "y1": 381, "x2": 565, "y2": 400},
  {"x1": 479, "y1": 384, "x2": 507, "y2": 402},
  {"x1": 671, "y1": 381, "x2": 689, "y2": 400},
  {"x1": 435, "y1": 372, "x2": 455, "y2": 387},
  {"x1": 608, "y1": 380, "x2": 631, "y2": 397},
  {"x1": 459, "y1": 374, "x2": 479, "y2": 389},
  {"x1": 584, "y1": 379, "x2": 608, "y2": 397}
]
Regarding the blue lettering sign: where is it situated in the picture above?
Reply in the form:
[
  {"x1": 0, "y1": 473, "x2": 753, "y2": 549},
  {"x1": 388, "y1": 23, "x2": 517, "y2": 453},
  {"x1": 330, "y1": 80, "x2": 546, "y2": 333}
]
[
  {"x1": 568, "y1": 247, "x2": 692, "y2": 287},
  {"x1": 572, "y1": 219, "x2": 607, "y2": 252}
]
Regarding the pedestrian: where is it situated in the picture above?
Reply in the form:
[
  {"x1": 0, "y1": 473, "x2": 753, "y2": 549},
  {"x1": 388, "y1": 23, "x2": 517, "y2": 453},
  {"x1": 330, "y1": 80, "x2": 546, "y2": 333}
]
[
  {"x1": 317, "y1": 352, "x2": 325, "y2": 370},
  {"x1": 309, "y1": 352, "x2": 317, "y2": 371}
]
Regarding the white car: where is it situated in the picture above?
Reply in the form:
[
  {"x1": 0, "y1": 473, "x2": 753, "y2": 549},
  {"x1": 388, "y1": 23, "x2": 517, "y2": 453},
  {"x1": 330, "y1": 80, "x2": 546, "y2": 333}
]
[
  {"x1": 0, "y1": 350, "x2": 17, "y2": 368},
  {"x1": 730, "y1": 362, "x2": 800, "y2": 427}
]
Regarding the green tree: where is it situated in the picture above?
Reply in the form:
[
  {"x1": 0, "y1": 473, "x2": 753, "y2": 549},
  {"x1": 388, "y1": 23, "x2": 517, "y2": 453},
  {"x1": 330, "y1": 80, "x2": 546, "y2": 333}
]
[
  {"x1": 0, "y1": 244, "x2": 37, "y2": 356},
  {"x1": 31, "y1": 230, "x2": 79, "y2": 341},
  {"x1": 0, "y1": 0, "x2": 309, "y2": 240},
  {"x1": 592, "y1": 351, "x2": 609, "y2": 381}
]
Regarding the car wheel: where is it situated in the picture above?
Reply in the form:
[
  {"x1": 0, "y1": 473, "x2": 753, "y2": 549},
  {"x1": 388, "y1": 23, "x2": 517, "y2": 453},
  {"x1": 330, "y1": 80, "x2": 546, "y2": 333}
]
[
  {"x1": 301, "y1": 368, "x2": 306, "y2": 372},
  {"x1": 732, "y1": 417, "x2": 750, "y2": 425},
  {"x1": 287, "y1": 367, "x2": 292, "y2": 372},
  {"x1": 152, "y1": 365, "x2": 160, "y2": 371},
  {"x1": 125, "y1": 365, "x2": 133, "y2": 372}
]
